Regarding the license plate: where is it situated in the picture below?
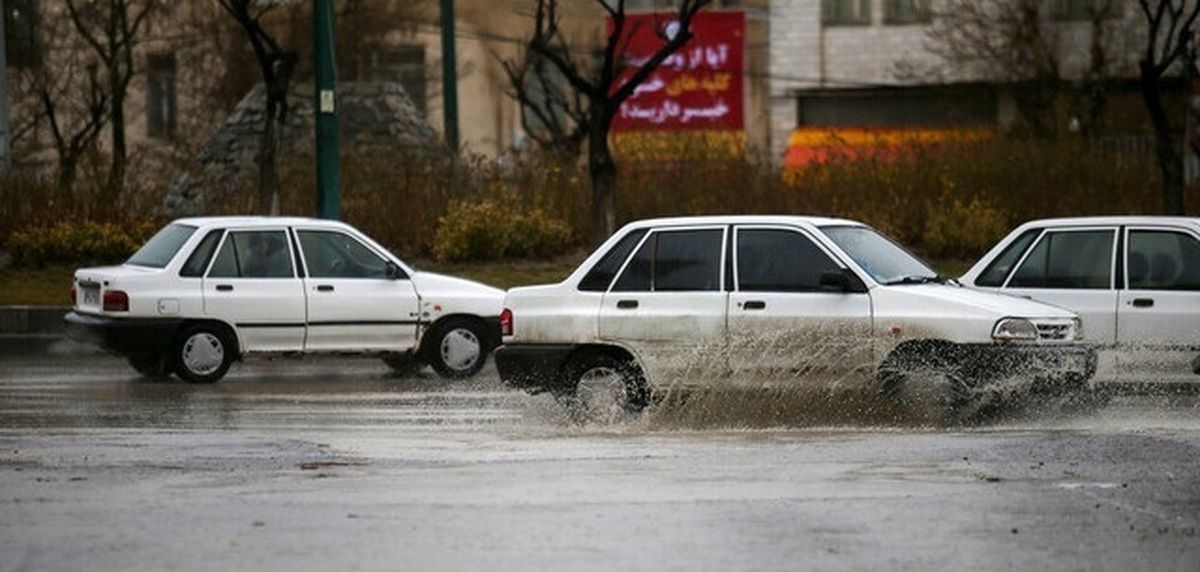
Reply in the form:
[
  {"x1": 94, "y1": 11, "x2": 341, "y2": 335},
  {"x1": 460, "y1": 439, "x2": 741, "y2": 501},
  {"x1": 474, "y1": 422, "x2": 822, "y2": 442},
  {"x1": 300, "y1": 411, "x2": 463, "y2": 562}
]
[{"x1": 82, "y1": 287, "x2": 99, "y2": 306}]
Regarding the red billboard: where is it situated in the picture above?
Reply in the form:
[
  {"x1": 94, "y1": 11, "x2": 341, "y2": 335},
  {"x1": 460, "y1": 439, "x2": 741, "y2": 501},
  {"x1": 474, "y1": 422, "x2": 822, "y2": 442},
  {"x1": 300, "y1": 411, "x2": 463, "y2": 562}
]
[{"x1": 610, "y1": 11, "x2": 745, "y2": 133}]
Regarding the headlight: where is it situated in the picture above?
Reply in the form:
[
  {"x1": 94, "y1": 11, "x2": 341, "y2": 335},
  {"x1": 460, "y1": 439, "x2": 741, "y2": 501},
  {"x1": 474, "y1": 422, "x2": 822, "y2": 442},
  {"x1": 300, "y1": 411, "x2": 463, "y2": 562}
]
[{"x1": 992, "y1": 318, "x2": 1038, "y2": 342}]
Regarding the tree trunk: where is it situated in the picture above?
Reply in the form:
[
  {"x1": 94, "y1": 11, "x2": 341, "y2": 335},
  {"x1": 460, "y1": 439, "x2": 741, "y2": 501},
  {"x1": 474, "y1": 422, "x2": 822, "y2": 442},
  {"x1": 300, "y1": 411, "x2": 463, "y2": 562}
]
[
  {"x1": 1140, "y1": 60, "x2": 1186, "y2": 215},
  {"x1": 587, "y1": 116, "x2": 617, "y2": 246},
  {"x1": 258, "y1": 96, "x2": 282, "y2": 216}
]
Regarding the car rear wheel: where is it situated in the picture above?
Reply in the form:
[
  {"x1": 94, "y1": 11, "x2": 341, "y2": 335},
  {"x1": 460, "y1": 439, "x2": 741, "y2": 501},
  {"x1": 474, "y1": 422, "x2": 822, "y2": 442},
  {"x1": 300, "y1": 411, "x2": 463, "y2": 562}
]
[
  {"x1": 172, "y1": 324, "x2": 234, "y2": 384},
  {"x1": 424, "y1": 317, "x2": 488, "y2": 379},
  {"x1": 557, "y1": 353, "x2": 649, "y2": 424}
]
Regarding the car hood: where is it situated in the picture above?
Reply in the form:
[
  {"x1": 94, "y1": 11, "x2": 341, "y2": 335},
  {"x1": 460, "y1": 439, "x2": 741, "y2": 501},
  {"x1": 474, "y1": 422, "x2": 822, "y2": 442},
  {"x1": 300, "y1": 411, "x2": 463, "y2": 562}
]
[
  {"x1": 875, "y1": 283, "x2": 1076, "y2": 318},
  {"x1": 410, "y1": 271, "x2": 505, "y2": 297}
]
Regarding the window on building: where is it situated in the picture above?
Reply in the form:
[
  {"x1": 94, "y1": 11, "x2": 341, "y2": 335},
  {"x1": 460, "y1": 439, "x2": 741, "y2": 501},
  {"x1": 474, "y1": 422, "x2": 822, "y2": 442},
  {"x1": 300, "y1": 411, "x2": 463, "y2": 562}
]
[
  {"x1": 822, "y1": 0, "x2": 871, "y2": 26},
  {"x1": 884, "y1": 0, "x2": 931, "y2": 24},
  {"x1": 146, "y1": 53, "x2": 177, "y2": 140},
  {"x1": 1048, "y1": 0, "x2": 1119, "y2": 21},
  {"x1": 357, "y1": 46, "x2": 427, "y2": 117},
  {"x1": 5, "y1": 0, "x2": 42, "y2": 69}
]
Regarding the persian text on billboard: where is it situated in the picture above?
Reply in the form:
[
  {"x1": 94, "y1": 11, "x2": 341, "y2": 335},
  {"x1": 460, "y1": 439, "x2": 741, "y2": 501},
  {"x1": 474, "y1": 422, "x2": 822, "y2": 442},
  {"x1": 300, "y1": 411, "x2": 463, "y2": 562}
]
[{"x1": 611, "y1": 11, "x2": 745, "y2": 133}]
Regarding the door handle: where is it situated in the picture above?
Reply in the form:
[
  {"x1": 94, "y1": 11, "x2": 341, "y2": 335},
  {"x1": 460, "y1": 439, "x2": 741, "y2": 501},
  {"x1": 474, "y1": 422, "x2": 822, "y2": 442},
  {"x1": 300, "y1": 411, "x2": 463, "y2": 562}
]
[
  {"x1": 1131, "y1": 298, "x2": 1154, "y2": 308},
  {"x1": 317, "y1": 285, "x2": 335, "y2": 292},
  {"x1": 215, "y1": 284, "x2": 233, "y2": 292},
  {"x1": 742, "y1": 300, "x2": 766, "y2": 310},
  {"x1": 616, "y1": 300, "x2": 639, "y2": 309}
]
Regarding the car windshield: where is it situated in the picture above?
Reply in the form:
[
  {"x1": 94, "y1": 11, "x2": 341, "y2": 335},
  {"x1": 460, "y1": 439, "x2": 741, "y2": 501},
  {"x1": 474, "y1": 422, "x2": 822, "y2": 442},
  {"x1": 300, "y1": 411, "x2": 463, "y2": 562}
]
[
  {"x1": 126, "y1": 223, "x2": 198, "y2": 268},
  {"x1": 820, "y1": 225, "x2": 941, "y2": 285}
]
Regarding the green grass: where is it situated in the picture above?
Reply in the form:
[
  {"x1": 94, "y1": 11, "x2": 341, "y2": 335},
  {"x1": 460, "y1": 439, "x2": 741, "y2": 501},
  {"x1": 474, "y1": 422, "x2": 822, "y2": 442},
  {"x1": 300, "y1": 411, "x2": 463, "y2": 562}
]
[{"x1": 0, "y1": 255, "x2": 969, "y2": 307}]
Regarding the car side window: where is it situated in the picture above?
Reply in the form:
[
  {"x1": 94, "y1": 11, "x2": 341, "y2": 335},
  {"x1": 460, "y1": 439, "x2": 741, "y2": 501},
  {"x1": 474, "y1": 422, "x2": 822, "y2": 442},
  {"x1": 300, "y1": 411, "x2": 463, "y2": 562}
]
[
  {"x1": 297, "y1": 230, "x2": 392, "y2": 279},
  {"x1": 1128, "y1": 230, "x2": 1200, "y2": 290},
  {"x1": 1009, "y1": 230, "x2": 1114, "y2": 289},
  {"x1": 579, "y1": 228, "x2": 648, "y2": 292},
  {"x1": 736, "y1": 228, "x2": 840, "y2": 292},
  {"x1": 179, "y1": 229, "x2": 224, "y2": 278},
  {"x1": 975, "y1": 228, "x2": 1040, "y2": 287},
  {"x1": 611, "y1": 229, "x2": 723, "y2": 292},
  {"x1": 207, "y1": 230, "x2": 294, "y2": 279}
]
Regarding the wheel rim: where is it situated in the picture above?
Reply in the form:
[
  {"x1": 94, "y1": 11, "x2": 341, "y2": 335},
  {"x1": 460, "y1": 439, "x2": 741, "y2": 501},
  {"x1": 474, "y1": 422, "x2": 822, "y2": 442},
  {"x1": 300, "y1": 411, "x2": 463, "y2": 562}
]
[
  {"x1": 181, "y1": 332, "x2": 225, "y2": 376},
  {"x1": 439, "y1": 327, "x2": 481, "y2": 372},
  {"x1": 575, "y1": 366, "x2": 631, "y2": 423}
]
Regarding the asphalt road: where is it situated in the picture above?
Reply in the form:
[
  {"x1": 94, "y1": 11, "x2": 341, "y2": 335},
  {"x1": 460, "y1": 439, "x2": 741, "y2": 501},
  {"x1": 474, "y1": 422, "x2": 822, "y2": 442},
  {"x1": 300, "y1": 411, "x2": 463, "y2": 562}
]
[{"x1": 1, "y1": 348, "x2": 1198, "y2": 572}]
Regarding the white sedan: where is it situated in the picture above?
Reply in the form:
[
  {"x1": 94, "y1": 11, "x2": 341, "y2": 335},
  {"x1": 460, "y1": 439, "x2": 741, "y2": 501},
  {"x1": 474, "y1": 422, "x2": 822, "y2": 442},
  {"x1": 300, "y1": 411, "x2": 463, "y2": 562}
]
[
  {"x1": 65, "y1": 216, "x2": 505, "y2": 383},
  {"x1": 960, "y1": 216, "x2": 1200, "y2": 382}
]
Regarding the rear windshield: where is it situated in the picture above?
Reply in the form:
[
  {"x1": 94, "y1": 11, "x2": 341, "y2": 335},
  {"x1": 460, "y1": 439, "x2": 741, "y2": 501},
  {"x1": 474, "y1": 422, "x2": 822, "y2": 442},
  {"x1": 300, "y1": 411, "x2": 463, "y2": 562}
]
[{"x1": 127, "y1": 223, "x2": 198, "y2": 268}]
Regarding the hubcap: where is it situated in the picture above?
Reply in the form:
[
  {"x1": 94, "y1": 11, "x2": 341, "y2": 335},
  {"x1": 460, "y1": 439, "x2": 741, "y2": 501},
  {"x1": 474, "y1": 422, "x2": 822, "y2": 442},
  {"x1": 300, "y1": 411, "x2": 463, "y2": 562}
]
[
  {"x1": 182, "y1": 332, "x2": 224, "y2": 375},
  {"x1": 439, "y1": 328, "x2": 481, "y2": 372}
]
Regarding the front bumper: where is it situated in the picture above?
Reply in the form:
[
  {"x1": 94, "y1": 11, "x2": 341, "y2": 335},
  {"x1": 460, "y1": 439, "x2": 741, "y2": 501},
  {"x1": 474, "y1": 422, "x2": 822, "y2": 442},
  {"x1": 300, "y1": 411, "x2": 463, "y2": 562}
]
[
  {"x1": 64, "y1": 311, "x2": 183, "y2": 356},
  {"x1": 959, "y1": 343, "x2": 1098, "y2": 389},
  {"x1": 493, "y1": 343, "x2": 578, "y2": 394}
]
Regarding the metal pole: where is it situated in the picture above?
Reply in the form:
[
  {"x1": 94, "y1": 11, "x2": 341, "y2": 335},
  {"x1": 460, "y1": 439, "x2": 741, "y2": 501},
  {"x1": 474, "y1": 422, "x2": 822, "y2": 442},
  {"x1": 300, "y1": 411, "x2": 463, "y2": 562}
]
[
  {"x1": 314, "y1": 0, "x2": 340, "y2": 219},
  {"x1": 440, "y1": 0, "x2": 459, "y2": 150},
  {"x1": 0, "y1": 5, "x2": 11, "y2": 173}
]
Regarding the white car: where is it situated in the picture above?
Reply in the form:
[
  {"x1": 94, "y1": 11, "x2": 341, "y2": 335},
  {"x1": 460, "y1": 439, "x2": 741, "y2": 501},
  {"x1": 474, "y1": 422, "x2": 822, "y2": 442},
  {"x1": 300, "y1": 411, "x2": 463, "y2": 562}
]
[
  {"x1": 495, "y1": 215, "x2": 1096, "y2": 420},
  {"x1": 960, "y1": 216, "x2": 1200, "y2": 382},
  {"x1": 65, "y1": 216, "x2": 505, "y2": 383}
]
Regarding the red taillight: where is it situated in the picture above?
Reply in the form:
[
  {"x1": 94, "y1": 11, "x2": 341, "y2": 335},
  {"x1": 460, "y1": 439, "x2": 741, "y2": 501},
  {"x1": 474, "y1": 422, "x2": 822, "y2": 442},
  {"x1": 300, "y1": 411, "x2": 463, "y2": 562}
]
[
  {"x1": 70, "y1": 285, "x2": 77, "y2": 305},
  {"x1": 499, "y1": 308, "x2": 513, "y2": 337},
  {"x1": 103, "y1": 290, "x2": 129, "y2": 312}
]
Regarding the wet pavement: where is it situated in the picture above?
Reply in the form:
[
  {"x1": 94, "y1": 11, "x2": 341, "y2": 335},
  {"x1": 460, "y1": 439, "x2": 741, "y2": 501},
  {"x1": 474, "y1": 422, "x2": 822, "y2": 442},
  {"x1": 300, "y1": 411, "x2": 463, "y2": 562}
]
[{"x1": 1, "y1": 350, "x2": 1198, "y2": 571}]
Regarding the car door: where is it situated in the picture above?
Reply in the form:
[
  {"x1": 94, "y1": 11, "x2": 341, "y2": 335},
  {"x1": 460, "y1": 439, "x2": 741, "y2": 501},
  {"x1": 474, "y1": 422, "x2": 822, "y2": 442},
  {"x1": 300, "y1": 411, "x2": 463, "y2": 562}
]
[
  {"x1": 294, "y1": 227, "x2": 420, "y2": 352},
  {"x1": 598, "y1": 226, "x2": 728, "y2": 385},
  {"x1": 725, "y1": 226, "x2": 874, "y2": 385},
  {"x1": 203, "y1": 228, "x2": 307, "y2": 352},
  {"x1": 999, "y1": 227, "x2": 1120, "y2": 374},
  {"x1": 1117, "y1": 227, "x2": 1200, "y2": 378}
]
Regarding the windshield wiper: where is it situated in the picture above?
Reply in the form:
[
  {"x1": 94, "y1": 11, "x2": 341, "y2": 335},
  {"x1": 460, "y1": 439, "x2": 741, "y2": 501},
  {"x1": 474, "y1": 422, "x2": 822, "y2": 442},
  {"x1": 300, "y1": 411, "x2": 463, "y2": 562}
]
[{"x1": 885, "y1": 275, "x2": 947, "y2": 286}]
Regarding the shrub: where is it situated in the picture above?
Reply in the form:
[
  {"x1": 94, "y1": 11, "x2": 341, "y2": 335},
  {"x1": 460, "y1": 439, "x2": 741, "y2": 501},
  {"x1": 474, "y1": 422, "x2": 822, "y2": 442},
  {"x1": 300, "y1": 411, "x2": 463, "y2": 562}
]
[
  {"x1": 432, "y1": 198, "x2": 574, "y2": 263},
  {"x1": 5, "y1": 219, "x2": 161, "y2": 268}
]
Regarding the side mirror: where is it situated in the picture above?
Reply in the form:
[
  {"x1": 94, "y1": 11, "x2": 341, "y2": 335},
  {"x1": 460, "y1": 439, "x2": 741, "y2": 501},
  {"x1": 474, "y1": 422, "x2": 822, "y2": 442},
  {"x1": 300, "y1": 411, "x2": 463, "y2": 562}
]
[
  {"x1": 385, "y1": 262, "x2": 406, "y2": 280},
  {"x1": 820, "y1": 269, "x2": 865, "y2": 293}
]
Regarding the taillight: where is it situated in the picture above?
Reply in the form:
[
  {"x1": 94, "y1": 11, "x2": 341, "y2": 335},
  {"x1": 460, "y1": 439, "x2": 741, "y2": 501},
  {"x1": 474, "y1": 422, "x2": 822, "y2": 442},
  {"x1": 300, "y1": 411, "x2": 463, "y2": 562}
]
[
  {"x1": 70, "y1": 285, "x2": 77, "y2": 305},
  {"x1": 499, "y1": 308, "x2": 513, "y2": 336},
  {"x1": 103, "y1": 290, "x2": 129, "y2": 312}
]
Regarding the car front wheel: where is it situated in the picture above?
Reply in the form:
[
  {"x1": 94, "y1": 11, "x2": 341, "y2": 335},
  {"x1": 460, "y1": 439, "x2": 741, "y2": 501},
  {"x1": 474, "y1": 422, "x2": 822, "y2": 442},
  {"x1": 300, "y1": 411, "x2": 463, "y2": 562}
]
[
  {"x1": 172, "y1": 324, "x2": 234, "y2": 384},
  {"x1": 424, "y1": 317, "x2": 489, "y2": 379}
]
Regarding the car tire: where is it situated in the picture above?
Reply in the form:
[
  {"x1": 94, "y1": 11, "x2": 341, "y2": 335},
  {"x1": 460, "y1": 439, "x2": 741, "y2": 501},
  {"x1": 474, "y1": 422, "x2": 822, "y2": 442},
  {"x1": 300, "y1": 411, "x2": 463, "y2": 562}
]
[
  {"x1": 126, "y1": 353, "x2": 171, "y2": 381},
  {"x1": 876, "y1": 344, "x2": 973, "y2": 425},
  {"x1": 423, "y1": 317, "x2": 489, "y2": 379},
  {"x1": 557, "y1": 352, "x2": 649, "y2": 424},
  {"x1": 171, "y1": 324, "x2": 234, "y2": 384}
]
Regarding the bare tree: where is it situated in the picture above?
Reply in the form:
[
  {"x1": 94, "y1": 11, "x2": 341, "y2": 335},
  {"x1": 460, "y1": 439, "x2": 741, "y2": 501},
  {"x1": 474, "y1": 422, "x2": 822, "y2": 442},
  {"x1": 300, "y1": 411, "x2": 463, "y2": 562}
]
[
  {"x1": 509, "y1": 0, "x2": 712, "y2": 245},
  {"x1": 1137, "y1": 0, "x2": 1200, "y2": 215},
  {"x1": 218, "y1": 0, "x2": 300, "y2": 216},
  {"x1": 65, "y1": 0, "x2": 159, "y2": 208},
  {"x1": 909, "y1": 0, "x2": 1116, "y2": 139}
]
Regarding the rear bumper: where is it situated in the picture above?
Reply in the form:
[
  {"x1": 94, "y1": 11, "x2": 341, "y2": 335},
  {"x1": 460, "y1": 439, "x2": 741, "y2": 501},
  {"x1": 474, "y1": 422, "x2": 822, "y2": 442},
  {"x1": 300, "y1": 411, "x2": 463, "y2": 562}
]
[
  {"x1": 63, "y1": 311, "x2": 182, "y2": 356},
  {"x1": 493, "y1": 343, "x2": 578, "y2": 394}
]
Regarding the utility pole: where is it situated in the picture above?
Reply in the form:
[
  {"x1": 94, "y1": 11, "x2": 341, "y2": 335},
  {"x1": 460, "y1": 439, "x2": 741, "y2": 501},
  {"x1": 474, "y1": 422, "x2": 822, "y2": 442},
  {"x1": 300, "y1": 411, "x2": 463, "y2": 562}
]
[
  {"x1": 0, "y1": 5, "x2": 11, "y2": 173},
  {"x1": 440, "y1": 0, "x2": 458, "y2": 150},
  {"x1": 314, "y1": 0, "x2": 340, "y2": 219}
]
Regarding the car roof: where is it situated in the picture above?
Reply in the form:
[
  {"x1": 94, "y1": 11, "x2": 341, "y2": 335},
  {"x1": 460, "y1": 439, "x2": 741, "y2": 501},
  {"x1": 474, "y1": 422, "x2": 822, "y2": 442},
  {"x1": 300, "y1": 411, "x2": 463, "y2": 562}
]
[
  {"x1": 1014, "y1": 215, "x2": 1200, "y2": 229},
  {"x1": 170, "y1": 216, "x2": 353, "y2": 229},
  {"x1": 619, "y1": 214, "x2": 864, "y2": 229}
]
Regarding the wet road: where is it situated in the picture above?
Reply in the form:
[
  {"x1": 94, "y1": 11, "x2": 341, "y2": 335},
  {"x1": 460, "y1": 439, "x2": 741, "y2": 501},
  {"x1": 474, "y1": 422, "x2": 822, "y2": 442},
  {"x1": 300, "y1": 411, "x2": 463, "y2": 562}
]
[{"x1": 1, "y1": 349, "x2": 1199, "y2": 572}]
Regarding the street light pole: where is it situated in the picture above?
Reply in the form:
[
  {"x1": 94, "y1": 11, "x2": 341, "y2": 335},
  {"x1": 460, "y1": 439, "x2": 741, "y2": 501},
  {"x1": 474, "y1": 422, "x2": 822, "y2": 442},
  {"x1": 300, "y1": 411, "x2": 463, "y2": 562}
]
[
  {"x1": 0, "y1": 6, "x2": 11, "y2": 173},
  {"x1": 440, "y1": 0, "x2": 458, "y2": 150},
  {"x1": 314, "y1": 0, "x2": 340, "y2": 219}
]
